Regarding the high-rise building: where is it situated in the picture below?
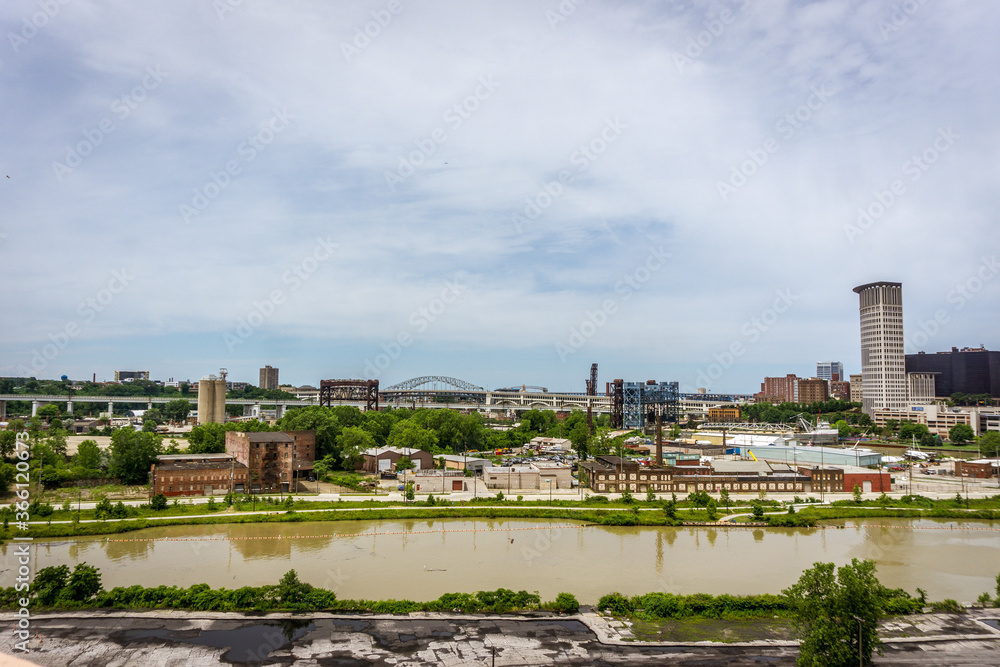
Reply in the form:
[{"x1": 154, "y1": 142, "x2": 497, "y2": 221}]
[
  {"x1": 259, "y1": 365, "x2": 279, "y2": 390},
  {"x1": 758, "y1": 374, "x2": 799, "y2": 403},
  {"x1": 854, "y1": 282, "x2": 907, "y2": 416},
  {"x1": 905, "y1": 347, "x2": 1000, "y2": 398},
  {"x1": 115, "y1": 370, "x2": 149, "y2": 382},
  {"x1": 797, "y1": 378, "x2": 830, "y2": 404},
  {"x1": 816, "y1": 362, "x2": 844, "y2": 383},
  {"x1": 849, "y1": 373, "x2": 863, "y2": 403}
]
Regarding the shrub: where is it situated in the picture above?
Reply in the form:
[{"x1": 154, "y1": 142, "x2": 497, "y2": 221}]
[
  {"x1": 620, "y1": 488, "x2": 634, "y2": 504},
  {"x1": 597, "y1": 592, "x2": 633, "y2": 615},
  {"x1": 549, "y1": 592, "x2": 579, "y2": 614},
  {"x1": 686, "y1": 490, "x2": 710, "y2": 507},
  {"x1": 930, "y1": 598, "x2": 965, "y2": 614}
]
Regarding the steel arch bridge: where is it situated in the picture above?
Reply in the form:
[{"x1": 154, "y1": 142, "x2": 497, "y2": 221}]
[{"x1": 382, "y1": 376, "x2": 485, "y2": 392}]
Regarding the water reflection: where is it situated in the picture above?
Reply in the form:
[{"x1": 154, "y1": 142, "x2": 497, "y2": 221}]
[{"x1": 24, "y1": 517, "x2": 1000, "y2": 604}]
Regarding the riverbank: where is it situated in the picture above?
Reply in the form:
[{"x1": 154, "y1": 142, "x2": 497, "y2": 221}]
[{"x1": 9, "y1": 494, "x2": 1000, "y2": 539}]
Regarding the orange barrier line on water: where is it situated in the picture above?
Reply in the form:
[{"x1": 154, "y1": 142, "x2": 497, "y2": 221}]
[{"x1": 104, "y1": 524, "x2": 583, "y2": 543}]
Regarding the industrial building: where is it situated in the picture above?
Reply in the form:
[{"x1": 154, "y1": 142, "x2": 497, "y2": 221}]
[
  {"x1": 224, "y1": 430, "x2": 315, "y2": 493},
  {"x1": 357, "y1": 447, "x2": 435, "y2": 473},
  {"x1": 729, "y1": 441, "x2": 881, "y2": 467},
  {"x1": 578, "y1": 455, "x2": 812, "y2": 495},
  {"x1": 149, "y1": 453, "x2": 249, "y2": 497},
  {"x1": 484, "y1": 463, "x2": 573, "y2": 491}
]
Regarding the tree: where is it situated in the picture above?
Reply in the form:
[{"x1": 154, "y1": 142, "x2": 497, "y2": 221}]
[
  {"x1": 387, "y1": 420, "x2": 438, "y2": 452},
  {"x1": 949, "y1": 423, "x2": 974, "y2": 445},
  {"x1": 396, "y1": 456, "x2": 414, "y2": 472},
  {"x1": 980, "y1": 432, "x2": 1000, "y2": 458},
  {"x1": 278, "y1": 406, "x2": 343, "y2": 460},
  {"x1": 783, "y1": 559, "x2": 884, "y2": 667},
  {"x1": 108, "y1": 428, "x2": 161, "y2": 485},
  {"x1": 853, "y1": 484, "x2": 863, "y2": 503},
  {"x1": 335, "y1": 426, "x2": 376, "y2": 470},
  {"x1": 834, "y1": 420, "x2": 851, "y2": 438},
  {"x1": 150, "y1": 493, "x2": 168, "y2": 510},
  {"x1": 706, "y1": 497, "x2": 718, "y2": 521},
  {"x1": 32, "y1": 565, "x2": 70, "y2": 605},
  {"x1": 74, "y1": 439, "x2": 102, "y2": 471},
  {"x1": 569, "y1": 423, "x2": 589, "y2": 460},
  {"x1": 187, "y1": 422, "x2": 227, "y2": 453},
  {"x1": 719, "y1": 488, "x2": 731, "y2": 512},
  {"x1": 37, "y1": 404, "x2": 59, "y2": 420},
  {"x1": 142, "y1": 420, "x2": 158, "y2": 432},
  {"x1": 163, "y1": 398, "x2": 192, "y2": 422},
  {"x1": 64, "y1": 563, "x2": 102, "y2": 602}
]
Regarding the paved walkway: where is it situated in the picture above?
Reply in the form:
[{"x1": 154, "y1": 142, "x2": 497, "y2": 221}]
[{"x1": 3, "y1": 609, "x2": 999, "y2": 666}]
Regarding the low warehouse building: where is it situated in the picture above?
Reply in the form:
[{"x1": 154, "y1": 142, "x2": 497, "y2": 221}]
[
  {"x1": 358, "y1": 447, "x2": 435, "y2": 473},
  {"x1": 149, "y1": 453, "x2": 248, "y2": 497}
]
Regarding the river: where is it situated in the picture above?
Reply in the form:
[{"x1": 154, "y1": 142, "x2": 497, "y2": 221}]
[{"x1": 11, "y1": 518, "x2": 1000, "y2": 604}]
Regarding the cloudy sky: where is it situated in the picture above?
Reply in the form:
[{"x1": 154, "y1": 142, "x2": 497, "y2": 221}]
[{"x1": 1, "y1": 0, "x2": 997, "y2": 394}]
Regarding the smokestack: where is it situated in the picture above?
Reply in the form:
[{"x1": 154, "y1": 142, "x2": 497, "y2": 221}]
[{"x1": 655, "y1": 410, "x2": 663, "y2": 465}]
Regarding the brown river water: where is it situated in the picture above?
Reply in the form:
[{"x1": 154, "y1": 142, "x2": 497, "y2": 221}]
[{"x1": 8, "y1": 518, "x2": 999, "y2": 604}]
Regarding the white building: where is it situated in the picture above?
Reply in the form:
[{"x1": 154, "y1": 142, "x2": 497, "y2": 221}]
[{"x1": 854, "y1": 282, "x2": 907, "y2": 416}]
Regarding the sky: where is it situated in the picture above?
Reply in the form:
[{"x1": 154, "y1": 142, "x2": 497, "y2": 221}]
[{"x1": 1, "y1": 0, "x2": 998, "y2": 395}]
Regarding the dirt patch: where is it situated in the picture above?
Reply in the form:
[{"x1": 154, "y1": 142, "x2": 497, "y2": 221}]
[{"x1": 630, "y1": 616, "x2": 797, "y2": 643}]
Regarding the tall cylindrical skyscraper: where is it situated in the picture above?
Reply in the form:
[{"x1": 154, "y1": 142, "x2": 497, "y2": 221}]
[{"x1": 853, "y1": 282, "x2": 906, "y2": 416}]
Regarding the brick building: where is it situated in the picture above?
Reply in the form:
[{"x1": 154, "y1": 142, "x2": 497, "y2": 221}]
[
  {"x1": 796, "y1": 378, "x2": 830, "y2": 404},
  {"x1": 149, "y1": 453, "x2": 249, "y2": 497},
  {"x1": 578, "y1": 455, "x2": 812, "y2": 495},
  {"x1": 224, "y1": 430, "x2": 316, "y2": 493},
  {"x1": 757, "y1": 375, "x2": 799, "y2": 403}
]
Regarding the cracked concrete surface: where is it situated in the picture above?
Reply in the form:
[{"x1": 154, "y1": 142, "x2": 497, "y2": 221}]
[{"x1": 1, "y1": 611, "x2": 999, "y2": 666}]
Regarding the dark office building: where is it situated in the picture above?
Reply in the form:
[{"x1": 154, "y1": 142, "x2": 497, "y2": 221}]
[{"x1": 905, "y1": 347, "x2": 1000, "y2": 397}]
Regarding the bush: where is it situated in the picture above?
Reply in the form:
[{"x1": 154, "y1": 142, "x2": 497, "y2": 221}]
[
  {"x1": 686, "y1": 490, "x2": 711, "y2": 507},
  {"x1": 620, "y1": 489, "x2": 634, "y2": 504},
  {"x1": 597, "y1": 592, "x2": 633, "y2": 615},
  {"x1": 150, "y1": 493, "x2": 168, "y2": 510},
  {"x1": 549, "y1": 592, "x2": 579, "y2": 614}
]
